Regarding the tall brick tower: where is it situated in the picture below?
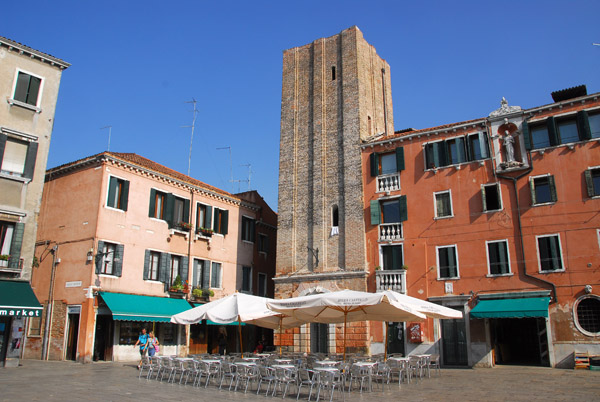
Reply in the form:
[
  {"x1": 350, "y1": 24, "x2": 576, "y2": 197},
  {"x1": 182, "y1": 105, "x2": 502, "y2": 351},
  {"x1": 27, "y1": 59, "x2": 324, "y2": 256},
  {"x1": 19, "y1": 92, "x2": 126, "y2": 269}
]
[{"x1": 275, "y1": 26, "x2": 393, "y2": 302}]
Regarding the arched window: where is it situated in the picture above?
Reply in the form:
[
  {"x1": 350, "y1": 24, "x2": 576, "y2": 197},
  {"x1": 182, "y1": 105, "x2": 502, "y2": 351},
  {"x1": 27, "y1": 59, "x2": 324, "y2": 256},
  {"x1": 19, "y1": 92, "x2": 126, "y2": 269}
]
[{"x1": 573, "y1": 295, "x2": 600, "y2": 336}]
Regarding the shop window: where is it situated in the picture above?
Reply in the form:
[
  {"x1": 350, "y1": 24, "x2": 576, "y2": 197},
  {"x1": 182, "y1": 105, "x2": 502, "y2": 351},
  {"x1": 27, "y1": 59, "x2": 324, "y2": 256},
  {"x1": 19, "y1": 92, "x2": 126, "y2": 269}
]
[
  {"x1": 481, "y1": 183, "x2": 502, "y2": 212},
  {"x1": 574, "y1": 295, "x2": 600, "y2": 336},
  {"x1": 434, "y1": 190, "x2": 453, "y2": 218},
  {"x1": 437, "y1": 245, "x2": 459, "y2": 279},
  {"x1": 530, "y1": 175, "x2": 557, "y2": 205},
  {"x1": 487, "y1": 240, "x2": 510, "y2": 275},
  {"x1": 537, "y1": 234, "x2": 563, "y2": 272}
]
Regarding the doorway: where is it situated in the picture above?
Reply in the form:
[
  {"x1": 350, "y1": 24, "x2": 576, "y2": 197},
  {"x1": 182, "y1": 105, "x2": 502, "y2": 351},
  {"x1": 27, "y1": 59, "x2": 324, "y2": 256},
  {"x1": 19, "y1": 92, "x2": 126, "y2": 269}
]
[
  {"x1": 310, "y1": 323, "x2": 328, "y2": 354},
  {"x1": 387, "y1": 322, "x2": 405, "y2": 356},
  {"x1": 0, "y1": 317, "x2": 9, "y2": 366},
  {"x1": 93, "y1": 315, "x2": 113, "y2": 361},
  {"x1": 441, "y1": 316, "x2": 468, "y2": 366},
  {"x1": 490, "y1": 317, "x2": 549, "y2": 366},
  {"x1": 65, "y1": 306, "x2": 80, "y2": 361}
]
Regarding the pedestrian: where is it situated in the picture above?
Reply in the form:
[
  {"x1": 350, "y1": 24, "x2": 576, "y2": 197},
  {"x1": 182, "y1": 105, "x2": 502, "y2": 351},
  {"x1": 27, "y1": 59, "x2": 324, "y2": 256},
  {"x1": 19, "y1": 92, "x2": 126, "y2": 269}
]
[
  {"x1": 133, "y1": 328, "x2": 148, "y2": 369},
  {"x1": 218, "y1": 326, "x2": 227, "y2": 355},
  {"x1": 147, "y1": 331, "x2": 159, "y2": 357}
]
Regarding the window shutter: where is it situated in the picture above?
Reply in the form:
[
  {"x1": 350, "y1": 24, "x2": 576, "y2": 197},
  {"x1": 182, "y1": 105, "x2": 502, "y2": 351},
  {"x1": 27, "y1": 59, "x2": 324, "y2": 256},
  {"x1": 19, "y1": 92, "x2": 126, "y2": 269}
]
[
  {"x1": 549, "y1": 175, "x2": 557, "y2": 202},
  {"x1": 202, "y1": 260, "x2": 211, "y2": 289},
  {"x1": 143, "y1": 250, "x2": 150, "y2": 280},
  {"x1": 159, "y1": 253, "x2": 169, "y2": 291},
  {"x1": 370, "y1": 153, "x2": 379, "y2": 176},
  {"x1": 192, "y1": 260, "x2": 198, "y2": 287},
  {"x1": 95, "y1": 241, "x2": 105, "y2": 274},
  {"x1": 577, "y1": 111, "x2": 592, "y2": 140},
  {"x1": 481, "y1": 186, "x2": 487, "y2": 212},
  {"x1": 424, "y1": 144, "x2": 434, "y2": 169},
  {"x1": 114, "y1": 244, "x2": 124, "y2": 277},
  {"x1": 221, "y1": 210, "x2": 229, "y2": 235},
  {"x1": 204, "y1": 205, "x2": 212, "y2": 229},
  {"x1": 183, "y1": 199, "x2": 190, "y2": 223},
  {"x1": 479, "y1": 132, "x2": 489, "y2": 159},
  {"x1": 148, "y1": 189, "x2": 156, "y2": 217},
  {"x1": 121, "y1": 180, "x2": 129, "y2": 211},
  {"x1": 456, "y1": 137, "x2": 466, "y2": 163},
  {"x1": 14, "y1": 73, "x2": 29, "y2": 102},
  {"x1": 251, "y1": 219, "x2": 256, "y2": 242},
  {"x1": 549, "y1": 237, "x2": 559, "y2": 270},
  {"x1": 395, "y1": 147, "x2": 405, "y2": 171},
  {"x1": 107, "y1": 177, "x2": 117, "y2": 207},
  {"x1": 27, "y1": 76, "x2": 41, "y2": 106},
  {"x1": 521, "y1": 121, "x2": 532, "y2": 151},
  {"x1": 448, "y1": 247, "x2": 456, "y2": 277},
  {"x1": 370, "y1": 200, "x2": 381, "y2": 225},
  {"x1": 165, "y1": 193, "x2": 175, "y2": 227},
  {"x1": 584, "y1": 170, "x2": 595, "y2": 197},
  {"x1": 8, "y1": 222, "x2": 24, "y2": 269},
  {"x1": 0, "y1": 133, "x2": 6, "y2": 167},
  {"x1": 529, "y1": 177, "x2": 537, "y2": 205},
  {"x1": 181, "y1": 256, "x2": 189, "y2": 284},
  {"x1": 398, "y1": 195, "x2": 407, "y2": 222},
  {"x1": 23, "y1": 142, "x2": 38, "y2": 180},
  {"x1": 547, "y1": 117, "x2": 559, "y2": 146},
  {"x1": 439, "y1": 142, "x2": 449, "y2": 167},
  {"x1": 432, "y1": 142, "x2": 441, "y2": 167}
]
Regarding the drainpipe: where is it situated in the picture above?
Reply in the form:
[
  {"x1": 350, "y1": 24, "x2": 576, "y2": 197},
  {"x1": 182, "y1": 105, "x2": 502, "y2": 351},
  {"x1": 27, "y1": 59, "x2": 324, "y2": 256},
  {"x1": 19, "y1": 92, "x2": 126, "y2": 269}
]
[
  {"x1": 495, "y1": 140, "x2": 557, "y2": 303},
  {"x1": 41, "y1": 245, "x2": 58, "y2": 360}
]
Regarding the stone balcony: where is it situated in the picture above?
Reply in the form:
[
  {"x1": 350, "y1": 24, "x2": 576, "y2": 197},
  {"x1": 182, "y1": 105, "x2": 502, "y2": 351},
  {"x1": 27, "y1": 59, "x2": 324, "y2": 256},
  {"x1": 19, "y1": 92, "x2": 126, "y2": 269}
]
[
  {"x1": 377, "y1": 172, "x2": 400, "y2": 193},
  {"x1": 378, "y1": 223, "x2": 402, "y2": 241},
  {"x1": 376, "y1": 269, "x2": 406, "y2": 293}
]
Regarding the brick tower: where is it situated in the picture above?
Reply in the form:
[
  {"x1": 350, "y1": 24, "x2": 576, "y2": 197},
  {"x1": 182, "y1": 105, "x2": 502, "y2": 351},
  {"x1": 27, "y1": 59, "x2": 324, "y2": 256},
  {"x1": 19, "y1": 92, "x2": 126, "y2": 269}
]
[{"x1": 275, "y1": 26, "x2": 393, "y2": 353}]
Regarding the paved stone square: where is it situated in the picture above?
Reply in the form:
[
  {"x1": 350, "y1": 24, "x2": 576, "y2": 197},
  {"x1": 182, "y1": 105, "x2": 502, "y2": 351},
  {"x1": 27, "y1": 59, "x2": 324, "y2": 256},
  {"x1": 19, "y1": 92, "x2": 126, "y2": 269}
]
[{"x1": 0, "y1": 360, "x2": 599, "y2": 402}]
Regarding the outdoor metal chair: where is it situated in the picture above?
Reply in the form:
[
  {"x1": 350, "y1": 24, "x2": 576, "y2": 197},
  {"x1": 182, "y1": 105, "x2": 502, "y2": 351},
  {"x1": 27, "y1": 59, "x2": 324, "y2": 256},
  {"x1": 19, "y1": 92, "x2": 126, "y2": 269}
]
[
  {"x1": 159, "y1": 357, "x2": 176, "y2": 382},
  {"x1": 138, "y1": 356, "x2": 152, "y2": 379},
  {"x1": 296, "y1": 368, "x2": 319, "y2": 401},
  {"x1": 316, "y1": 369, "x2": 345, "y2": 402},
  {"x1": 235, "y1": 364, "x2": 260, "y2": 393},
  {"x1": 256, "y1": 365, "x2": 277, "y2": 396},
  {"x1": 346, "y1": 364, "x2": 371, "y2": 393},
  {"x1": 272, "y1": 366, "x2": 297, "y2": 398},
  {"x1": 387, "y1": 358, "x2": 408, "y2": 386},
  {"x1": 371, "y1": 362, "x2": 391, "y2": 390},
  {"x1": 428, "y1": 354, "x2": 441, "y2": 376},
  {"x1": 219, "y1": 361, "x2": 238, "y2": 390}
]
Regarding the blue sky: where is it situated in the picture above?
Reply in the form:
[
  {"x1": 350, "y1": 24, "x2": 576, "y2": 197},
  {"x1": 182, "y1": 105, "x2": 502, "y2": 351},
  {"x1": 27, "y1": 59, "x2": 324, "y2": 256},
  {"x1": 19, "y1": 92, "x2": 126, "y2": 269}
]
[{"x1": 3, "y1": 1, "x2": 599, "y2": 211}]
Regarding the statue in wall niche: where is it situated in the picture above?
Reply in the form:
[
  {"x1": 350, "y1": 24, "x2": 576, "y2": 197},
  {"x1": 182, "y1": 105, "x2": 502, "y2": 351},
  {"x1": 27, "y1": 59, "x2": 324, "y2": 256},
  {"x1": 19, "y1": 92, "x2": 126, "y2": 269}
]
[{"x1": 503, "y1": 130, "x2": 516, "y2": 163}]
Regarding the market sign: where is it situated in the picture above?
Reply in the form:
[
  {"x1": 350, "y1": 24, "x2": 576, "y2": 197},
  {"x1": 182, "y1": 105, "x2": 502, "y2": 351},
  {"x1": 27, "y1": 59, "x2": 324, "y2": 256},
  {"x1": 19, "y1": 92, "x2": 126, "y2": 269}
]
[
  {"x1": 0, "y1": 279, "x2": 43, "y2": 317},
  {"x1": 0, "y1": 307, "x2": 41, "y2": 316}
]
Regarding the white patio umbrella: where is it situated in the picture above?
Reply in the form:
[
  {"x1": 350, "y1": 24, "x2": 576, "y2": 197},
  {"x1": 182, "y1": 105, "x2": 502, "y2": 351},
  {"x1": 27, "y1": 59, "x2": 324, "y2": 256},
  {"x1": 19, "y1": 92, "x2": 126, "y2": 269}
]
[
  {"x1": 377, "y1": 290, "x2": 463, "y2": 360},
  {"x1": 170, "y1": 292, "x2": 305, "y2": 356},
  {"x1": 266, "y1": 289, "x2": 427, "y2": 360}
]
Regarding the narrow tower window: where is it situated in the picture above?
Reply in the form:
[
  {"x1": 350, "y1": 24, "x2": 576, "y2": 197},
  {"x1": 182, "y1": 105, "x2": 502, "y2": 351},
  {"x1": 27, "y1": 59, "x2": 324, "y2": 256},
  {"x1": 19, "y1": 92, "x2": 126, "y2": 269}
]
[
  {"x1": 368, "y1": 116, "x2": 372, "y2": 136},
  {"x1": 331, "y1": 66, "x2": 336, "y2": 81},
  {"x1": 332, "y1": 205, "x2": 339, "y2": 227}
]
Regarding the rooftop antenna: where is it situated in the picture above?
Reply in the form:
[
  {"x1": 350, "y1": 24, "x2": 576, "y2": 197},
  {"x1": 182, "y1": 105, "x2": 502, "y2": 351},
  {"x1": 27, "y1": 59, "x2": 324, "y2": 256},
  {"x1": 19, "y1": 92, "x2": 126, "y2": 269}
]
[
  {"x1": 217, "y1": 146, "x2": 233, "y2": 192},
  {"x1": 182, "y1": 98, "x2": 199, "y2": 176},
  {"x1": 240, "y1": 163, "x2": 252, "y2": 191},
  {"x1": 100, "y1": 126, "x2": 112, "y2": 152}
]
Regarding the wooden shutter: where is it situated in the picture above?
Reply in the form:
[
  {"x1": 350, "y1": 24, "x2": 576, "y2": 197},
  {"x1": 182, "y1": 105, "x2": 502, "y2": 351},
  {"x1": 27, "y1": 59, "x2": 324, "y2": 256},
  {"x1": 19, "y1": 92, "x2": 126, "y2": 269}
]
[
  {"x1": 577, "y1": 111, "x2": 592, "y2": 140},
  {"x1": 22, "y1": 142, "x2": 38, "y2": 180},
  {"x1": 107, "y1": 177, "x2": 117, "y2": 208},
  {"x1": 479, "y1": 132, "x2": 489, "y2": 159},
  {"x1": 148, "y1": 189, "x2": 156, "y2": 217},
  {"x1": 585, "y1": 170, "x2": 595, "y2": 197},
  {"x1": 114, "y1": 244, "x2": 124, "y2": 277},
  {"x1": 165, "y1": 193, "x2": 175, "y2": 227},
  {"x1": 529, "y1": 177, "x2": 537, "y2": 205},
  {"x1": 456, "y1": 137, "x2": 466, "y2": 163},
  {"x1": 522, "y1": 121, "x2": 532, "y2": 150},
  {"x1": 221, "y1": 210, "x2": 229, "y2": 235},
  {"x1": 398, "y1": 195, "x2": 407, "y2": 222},
  {"x1": 95, "y1": 240, "x2": 105, "y2": 274},
  {"x1": 481, "y1": 186, "x2": 488, "y2": 212},
  {"x1": 202, "y1": 260, "x2": 211, "y2": 289},
  {"x1": 159, "y1": 252, "x2": 169, "y2": 291},
  {"x1": 370, "y1": 153, "x2": 379, "y2": 176},
  {"x1": 120, "y1": 180, "x2": 129, "y2": 211},
  {"x1": 8, "y1": 223, "x2": 24, "y2": 269},
  {"x1": 395, "y1": 147, "x2": 405, "y2": 171},
  {"x1": 183, "y1": 199, "x2": 190, "y2": 223},
  {"x1": 549, "y1": 175, "x2": 557, "y2": 202},
  {"x1": 547, "y1": 117, "x2": 559, "y2": 146},
  {"x1": 204, "y1": 205, "x2": 212, "y2": 229},
  {"x1": 448, "y1": 247, "x2": 457, "y2": 277},
  {"x1": 0, "y1": 133, "x2": 6, "y2": 167},
  {"x1": 498, "y1": 242, "x2": 508, "y2": 274},
  {"x1": 181, "y1": 256, "x2": 189, "y2": 285},
  {"x1": 143, "y1": 250, "x2": 150, "y2": 280},
  {"x1": 370, "y1": 200, "x2": 381, "y2": 225}
]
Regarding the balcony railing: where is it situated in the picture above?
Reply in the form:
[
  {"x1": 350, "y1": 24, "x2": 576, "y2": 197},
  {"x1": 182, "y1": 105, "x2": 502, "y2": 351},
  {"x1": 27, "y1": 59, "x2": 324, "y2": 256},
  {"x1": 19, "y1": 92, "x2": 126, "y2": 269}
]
[
  {"x1": 377, "y1": 172, "x2": 400, "y2": 193},
  {"x1": 376, "y1": 269, "x2": 406, "y2": 293},
  {"x1": 378, "y1": 223, "x2": 402, "y2": 241}
]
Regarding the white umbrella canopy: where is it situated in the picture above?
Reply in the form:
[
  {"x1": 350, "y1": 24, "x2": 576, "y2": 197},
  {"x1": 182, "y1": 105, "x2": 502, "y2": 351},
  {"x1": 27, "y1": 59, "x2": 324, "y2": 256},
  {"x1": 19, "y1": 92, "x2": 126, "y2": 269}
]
[{"x1": 378, "y1": 290, "x2": 464, "y2": 319}]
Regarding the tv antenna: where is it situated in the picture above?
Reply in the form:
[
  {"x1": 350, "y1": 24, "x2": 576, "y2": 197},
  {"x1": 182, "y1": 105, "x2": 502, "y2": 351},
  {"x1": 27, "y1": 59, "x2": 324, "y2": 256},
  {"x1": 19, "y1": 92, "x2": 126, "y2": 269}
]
[
  {"x1": 182, "y1": 99, "x2": 199, "y2": 176},
  {"x1": 100, "y1": 126, "x2": 112, "y2": 152},
  {"x1": 240, "y1": 163, "x2": 252, "y2": 191},
  {"x1": 217, "y1": 146, "x2": 233, "y2": 192}
]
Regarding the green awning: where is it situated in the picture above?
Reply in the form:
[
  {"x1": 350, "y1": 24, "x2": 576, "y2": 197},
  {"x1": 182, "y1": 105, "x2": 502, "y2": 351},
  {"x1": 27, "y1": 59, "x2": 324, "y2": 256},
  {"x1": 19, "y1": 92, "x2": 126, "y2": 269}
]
[
  {"x1": 470, "y1": 297, "x2": 550, "y2": 319},
  {"x1": 190, "y1": 303, "x2": 245, "y2": 326},
  {"x1": 0, "y1": 279, "x2": 42, "y2": 317},
  {"x1": 99, "y1": 292, "x2": 192, "y2": 322}
]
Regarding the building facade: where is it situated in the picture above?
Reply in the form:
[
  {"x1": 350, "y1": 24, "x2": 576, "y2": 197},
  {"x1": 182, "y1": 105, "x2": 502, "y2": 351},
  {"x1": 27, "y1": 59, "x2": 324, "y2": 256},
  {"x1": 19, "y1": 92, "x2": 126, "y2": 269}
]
[
  {"x1": 275, "y1": 27, "x2": 600, "y2": 367},
  {"x1": 23, "y1": 152, "x2": 276, "y2": 362},
  {"x1": 0, "y1": 36, "x2": 69, "y2": 367}
]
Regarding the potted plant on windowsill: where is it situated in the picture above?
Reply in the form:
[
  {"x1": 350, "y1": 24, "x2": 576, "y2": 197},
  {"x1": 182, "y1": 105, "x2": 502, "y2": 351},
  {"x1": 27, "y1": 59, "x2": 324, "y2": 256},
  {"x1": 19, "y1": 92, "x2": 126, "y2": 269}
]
[
  {"x1": 169, "y1": 275, "x2": 185, "y2": 298},
  {"x1": 0, "y1": 254, "x2": 10, "y2": 267},
  {"x1": 176, "y1": 221, "x2": 192, "y2": 232},
  {"x1": 191, "y1": 287, "x2": 213, "y2": 302},
  {"x1": 196, "y1": 227, "x2": 214, "y2": 237}
]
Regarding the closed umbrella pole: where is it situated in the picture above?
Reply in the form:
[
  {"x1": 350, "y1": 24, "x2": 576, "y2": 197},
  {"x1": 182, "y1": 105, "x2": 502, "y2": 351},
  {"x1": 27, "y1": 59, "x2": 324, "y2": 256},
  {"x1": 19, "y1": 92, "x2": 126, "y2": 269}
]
[{"x1": 238, "y1": 315, "x2": 244, "y2": 358}]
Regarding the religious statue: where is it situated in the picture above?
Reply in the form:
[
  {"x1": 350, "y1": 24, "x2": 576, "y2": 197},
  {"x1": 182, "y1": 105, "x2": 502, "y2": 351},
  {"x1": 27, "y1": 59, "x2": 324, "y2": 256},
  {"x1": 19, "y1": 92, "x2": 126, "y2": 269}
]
[{"x1": 503, "y1": 130, "x2": 515, "y2": 162}]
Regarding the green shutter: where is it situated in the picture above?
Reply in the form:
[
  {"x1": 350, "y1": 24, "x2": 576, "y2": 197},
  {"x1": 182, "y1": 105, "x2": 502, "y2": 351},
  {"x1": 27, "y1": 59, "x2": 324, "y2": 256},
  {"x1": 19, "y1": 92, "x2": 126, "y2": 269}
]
[
  {"x1": 395, "y1": 147, "x2": 405, "y2": 171},
  {"x1": 205, "y1": 205, "x2": 212, "y2": 229},
  {"x1": 183, "y1": 199, "x2": 190, "y2": 223},
  {"x1": 398, "y1": 195, "x2": 407, "y2": 222},
  {"x1": 448, "y1": 247, "x2": 456, "y2": 277},
  {"x1": 547, "y1": 117, "x2": 559, "y2": 146},
  {"x1": 577, "y1": 111, "x2": 592, "y2": 140},
  {"x1": 250, "y1": 219, "x2": 256, "y2": 242},
  {"x1": 0, "y1": 134, "x2": 6, "y2": 167},
  {"x1": 148, "y1": 189, "x2": 156, "y2": 217},
  {"x1": 23, "y1": 142, "x2": 38, "y2": 180},
  {"x1": 370, "y1": 153, "x2": 379, "y2": 176},
  {"x1": 181, "y1": 256, "x2": 189, "y2": 284},
  {"x1": 370, "y1": 200, "x2": 381, "y2": 225},
  {"x1": 432, "y1": 142, "x2": 440, "y2": 167},
  {"x1": 95, "y1": 241, "x2": 105, "y2": 274},
  {"x1": 584, "y1": 170, "x2": 595, "y2": 197},
  {"x1": 121, "y1": 180, "x2": 129, "y2": 211},
  {"x1": 549, "y1": 237, "x2": 559, "y2": 270},
  {"x1": 425, "y1": 144, "x2": 434, "y2": 168},
  {"x1": 27, "y1": 76, "x2": 41, "y2": 106},
  {"x1": 14, "y1": 73, "x2": 29, "y2": 102},
  {"x1": 221, "y1": 210, "x2": 229, "y2": 235},
  {"x1": 114, "y1": 244, "x2": 124, "y2": 277},
  {"x1": 107, "y1": 177, "x2": 117, "y2": 208},
  {"x1": 529, "y1": 177, "x2": 537, "y2": 205},
  {"x1": 159, "y1": 252, "x2": 169, "y2": 291},
  {"x1": 498, "y1": 242, "x2": 508, "y2": 273},
  {"x1": 522, "y1": 121, "x2": 532, "y2": 151},
  {"x1": 456, "y1": 137, "x2": 466, "y2": 163},
  {"x1": 192, "y1": 259, "x2": 199, "y2": 287},
  {"x1": 481, "y1": 186, "x2": 487, "y2": 212},
  {"x1": 143, "y1": 250, "x2": 150, "y2": 280},
  {"x1": 165, "y1": 193, "x2": 175, "y2": 227},
  {"x1": 549, "y1": 175, "x2": 557, "y2": 202},
  {"x1": 479, "y1": 132, "x2": 489, "y2": 159},
  {"x1": 8, "y1": 222, "x2": 24, "y2": 269},
  {"x1": 202, "y1": 260, "x2": 211, "y2": 289}
]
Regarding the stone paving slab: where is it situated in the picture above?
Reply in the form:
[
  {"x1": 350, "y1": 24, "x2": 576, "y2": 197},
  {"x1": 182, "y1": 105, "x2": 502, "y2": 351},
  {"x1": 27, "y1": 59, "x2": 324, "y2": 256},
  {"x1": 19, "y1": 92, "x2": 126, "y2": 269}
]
[{"x1": 0, "y1": 360, "x2": 599, "y2": 402}]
